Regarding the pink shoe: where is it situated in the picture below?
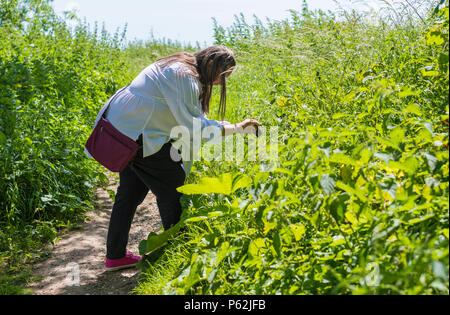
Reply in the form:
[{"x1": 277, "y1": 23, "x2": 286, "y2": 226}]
[{"x1": 105, "y1": 251, "x2": 142, "y2": 272}]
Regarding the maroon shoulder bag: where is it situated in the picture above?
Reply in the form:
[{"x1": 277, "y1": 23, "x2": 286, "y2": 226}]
[{"x1": 85, "y1": 87, "x2": 140, "y2": 173}]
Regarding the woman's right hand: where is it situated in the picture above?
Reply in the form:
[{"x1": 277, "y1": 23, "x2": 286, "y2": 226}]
[
  {"x1": 237, "y1": 119, "x2": 261, "y2": 131},
  {"x1": 237, "y1": 119, "x2": 261, "y2": 135},
  {"x1": 222, "y1": 119, "x2": 261, "y2": 136}
]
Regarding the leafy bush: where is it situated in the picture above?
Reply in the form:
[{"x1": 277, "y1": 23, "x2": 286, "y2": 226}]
[
  {"x1": 136, "y1": 0, "x2": 448, "y2": 295},
  {"x1": 0, "y1": 0, "x2": 132, "y2": 290}
]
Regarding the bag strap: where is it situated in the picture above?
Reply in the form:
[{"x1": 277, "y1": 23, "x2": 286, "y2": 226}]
[{"x1": 102, "y1": 85, "x2": 130, "y2": 118}]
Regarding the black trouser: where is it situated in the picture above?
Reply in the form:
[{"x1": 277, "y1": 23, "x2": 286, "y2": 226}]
[{"x1": 106, "y1": 136, "x2": 186, "y2": 260}]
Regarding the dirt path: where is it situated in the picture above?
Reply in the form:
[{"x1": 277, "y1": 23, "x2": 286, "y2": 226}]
[{"x1": 28, "y1": 176, "x2": 161, "y2": 295}]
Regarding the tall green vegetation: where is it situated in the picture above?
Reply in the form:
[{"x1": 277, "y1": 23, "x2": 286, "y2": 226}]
[
  {"x1": 0, "y1": 0, "x2": 133, "y2": 293},
  {"x1": 0, "y1": 0, "x2": 447, "y2": 295},
  {"x1": 136, "y1": 0, "x2": 448, "y2": 295}
]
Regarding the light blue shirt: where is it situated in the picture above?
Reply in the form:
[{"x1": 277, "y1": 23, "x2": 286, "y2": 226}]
[{"x1": 85, "y1": 62, "x2": 226, "y2": 176}]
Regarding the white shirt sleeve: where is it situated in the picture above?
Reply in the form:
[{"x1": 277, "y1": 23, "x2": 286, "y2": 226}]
[{"x1": 159, "y1": 65, "x2": 223, "y2": 143}]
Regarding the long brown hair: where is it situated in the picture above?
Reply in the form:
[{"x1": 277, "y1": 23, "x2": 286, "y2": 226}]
[{"x1": 156, "y1": 46, "x2": 236, "y2": 121}]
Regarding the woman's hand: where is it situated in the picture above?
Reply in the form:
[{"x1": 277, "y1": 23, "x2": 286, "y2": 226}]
[
  {"x1": 222, "y1": 119, "x2": 261, "y2": 136},
  {"x1": 237, "y1": 119, "x2": 261, "y2": 131}
]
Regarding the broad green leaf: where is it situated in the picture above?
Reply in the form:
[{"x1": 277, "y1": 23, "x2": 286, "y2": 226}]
[
  {"x1": 177, "y1": 173, "x2": 252, "y2": 195},
  {"x1": 438, "y1": 53, "x2": 449, "y2": 66},
  {"x1": 335, "y1": 181, "x2": 367, "y2": 202},
  {"x1": 138, "y1": 240, "x2": 148, "y2": 257},
  {"x1": 376, "y1": 137, "x2": 401, "y2": 151},
  {"x1": 403, "y1": 103, "x2": 422, "y2": 116},
  {"x1": 359, "y1": 148, "x2": 372, "y2": 164},
  {"x1": 232, "y1": 174, "x2": 253, "y2": 192},
  {"x1": 139, "y1": 223, "x2": 183, "y2": 255},
  {"x1": 416, "y1": 128, "x2": 433, "y2": 143},
  {"x1": 216, "y1": 241, "x2": 230, "y2": 265},
  {"x1": 320, "y1": 174, "x2": 336, "y2": 196},
  {"x1": 421, "y1": 69, "x2": 439, "y2": 77},
  {"x1": 248, "y1": 238, "x2": 266, "y2": 258},
  {"x1": 290, "y1": 224, "x2": 306, "y2": 241},
  {"x1": 378, "y1": 180, "x2": 397, "y2": 199},
  {"x1": 389, "y1": 127, "x2": 405, "y2": 146},
  {"x1": 427, "y1": 34, "x2": 445, "y2": 46},
  {"x1": 389, "y1": 156, "x2": 419, "y2": 175},
  {"x1": 330, "y1": 235, "x2": 346, "y2": 247},
  {"x1": 263, "y1": 220, "x2": 278, "y2": 235},
  {"x1": 398, "y1": 88, "x2": 418, "y2": 98},
  {"x1": 329, "y1": 153, "x2": 359, "y2": 167},
  {"x1": 423, "y1": 153, "x2": 438, "y2": 173},
  {"x1": 177, "y1": 177, "x2": 229, "y2": 195},
  {"x1": 330, "y1": 194, "x2": 347, "y2": 222},
  {"x1": 345, "y1": 211, "x2": 358, "y2": 226}
]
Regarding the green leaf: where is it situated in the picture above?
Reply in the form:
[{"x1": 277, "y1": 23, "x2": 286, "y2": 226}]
[
  {"x1": 330, "y1": 235, "x2": 346, "y2": 247},
  {"x1": 423, "y1": 153, "x2": 438, "y2": 173},
  {"x1": 378, "y1": 180, "x2": 397, "y2": 199},
  {"x1": 207, "y1": 211, "x2": 224, "y2": 218},
  {"x1": 421, "y1": 69, "x2": 439, "y2": 77},
  {"x1": 140, "y1": 223, "x2": 182, "y2": 255},
  {"x1": 263, "y1": 220, "x2": 278, "y2": 235},
  {"x1": 138, "y1": 239, "x2": 148, "y2": 256},
  {"x1": 216, "y1": 241, "x2": 231, "y2": 265},
  {"x1": 177, "y1": 174, "x2": 231, "y2": 195},
  {"x1": 427, "y1": 34, "x2": 445, "y2": 46},
  {"x1": 398, "y1": 88, "x2": 418, "y2": 98},
  {"x1": 389, "y1": 127, "x2": 405, "y2": 146},
  {"x1": 376, "y1": 137, "x2": 401, "y2": 151},
  {"x1": 177, "y1": 173, "x2": 252, "y2": 195},
  {"x1": 320, "y1": 174, "x2": 336, "y2": 196},
  {"x1": 389, "y1": 156, "x2": 419, "y2": 175},
  {"x1": 403, "y1": 104, "x2": 422, "y2": 116},
  {"x1": 185, "y1": 216, "x2": 208, "y2": 223},
  {"x1": 329, "y1": 153, "x2": 359, "y2": 167},
  {"x1": 273, "y1": 232, "x2": 282, "y2": 257},
  {"x1": 330, "y1": 194, "x2": 348, "y2": 222},
  {"x1": 290, "y1": 224, "x2": 306, "y2": 241},
  {"x1": 232, "y1": 174, "x2": 253, "y2": 192},
  {"x1": 335, "y1": 181, "x2": 367, "y2": 202},
  {"x1": 310, "y1": 210, "x2": 321, "y2": 229},
  {"x1": 443, "y1": 229, "x2": 449, "y2": 239},
  {"x1": 416, "y1": 128, "x2": 433, "y2": 143},
  {"x1": 438, "y1": 53, "x2": 449, "y2": 66},
  {"x1": 359, "y1": 148, "x2": 372, "y2": 164},
  {"x1": 248, "y1": 238, "x2": 266, "y2": 258},
  {"x1": 0, "y1": 132, "x2": 6, "y2": 144}
]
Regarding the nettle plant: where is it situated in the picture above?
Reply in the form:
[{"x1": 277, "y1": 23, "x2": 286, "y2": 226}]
[{"x1": 137, "y1": 1, "x2": 448, "y2": 295}]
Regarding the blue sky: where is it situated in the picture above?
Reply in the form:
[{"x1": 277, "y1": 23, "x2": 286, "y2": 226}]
[{"x1": 51, "y1": 0, "x2": 381, "y2": 46}]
